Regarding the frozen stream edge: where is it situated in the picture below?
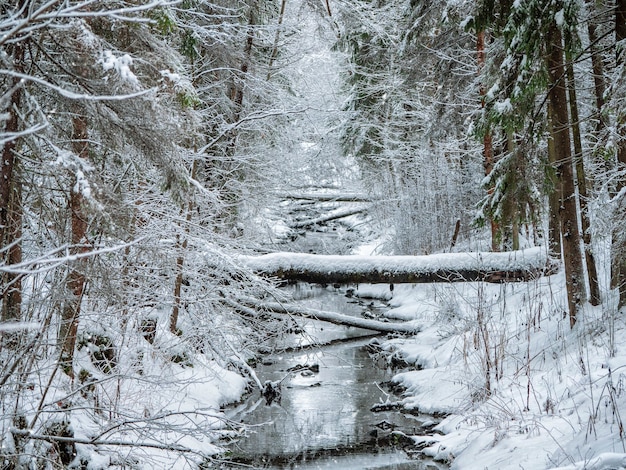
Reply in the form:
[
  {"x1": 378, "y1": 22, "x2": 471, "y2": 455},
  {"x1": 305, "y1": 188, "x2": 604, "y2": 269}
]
[{"x1": 220, "y1": 284, "x2": 448, "y2": 470}]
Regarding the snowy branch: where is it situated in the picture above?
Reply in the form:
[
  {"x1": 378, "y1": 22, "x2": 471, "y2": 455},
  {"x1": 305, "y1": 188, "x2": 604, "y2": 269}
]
[
  {"x1": 0, "y1": 71, "x2": 154, "y2": 101},
  {"x1": 9, "y1": 429, "x2": 195, "y2": 454},
  {"x1": 0, "y1": 239, "x2": 145, "y2": 274}
]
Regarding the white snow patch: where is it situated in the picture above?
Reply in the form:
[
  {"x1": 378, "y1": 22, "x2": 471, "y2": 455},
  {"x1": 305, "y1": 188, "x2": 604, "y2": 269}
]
[
  {"x1": 494, "y1": 98, "x2": 513, "y2": 115},
  {"x1": 101, "y1": 50, "x2": 139, "y2": 86},
  {"x1": 555, "y1": 9, "x2": 565, "y2": 27}
]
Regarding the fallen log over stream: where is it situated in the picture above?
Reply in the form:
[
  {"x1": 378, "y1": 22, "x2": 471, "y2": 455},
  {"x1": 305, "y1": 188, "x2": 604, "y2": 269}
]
[
  {"x1": 239, "y1": 298, "x2": 420, "y2": 334},
  {"x1": 243, "y1": 247, "x2": 556, "y2": 284}
]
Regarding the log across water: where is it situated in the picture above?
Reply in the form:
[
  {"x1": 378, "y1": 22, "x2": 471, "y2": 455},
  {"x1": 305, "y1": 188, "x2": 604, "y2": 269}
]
[
  {"x1": 238, "y1": 297, "x2": 420, "y2": 335},
  {"x1": 243, "y1": 247, "x2": 557, "y2": 285}
]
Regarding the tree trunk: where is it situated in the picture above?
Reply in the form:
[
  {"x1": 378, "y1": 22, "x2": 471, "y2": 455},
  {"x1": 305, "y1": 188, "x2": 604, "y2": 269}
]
[
  {"x1": 613, "y1": 0, "x2": 626, "y2": 308},
  {"x1": 546, "y1": 22, "x2": 585, "y2": 327},
  {"x1": 2, "y1": 166, "x2": 23, "y2": 322},
  {"x1": 267, "y1": 0, "x2": 287, "y2": 80},
  {"x1": 214, "y1": 1, "x2": 257, "y2": 230},
  {"x1": 1, "y1": 36, "x2": 25, "y2": 323},
  {"x1": 59, "y1": 114, "x2": 90, "y2": 377},
  {"x1": 546, "y1": 99, "x2": 562, "y2": 259},
  {"x1": 506, "y1": 130, "x2": 520, "y2": 251},
  {"x1": 586, "y1": 0, "x2": 607, "y2": 134},
  {"x1": 565, "y1": 48, "x2": 601, "y2": 305},
  {"x1": 290, "y1": 206, "x2": 368, "y2": 229},
  {"x1": 478, "y1": 30, "x2": 499, "y2": 252},
  {"x1": 170, "y1": 160, "x2": 198, "y2": 334}
]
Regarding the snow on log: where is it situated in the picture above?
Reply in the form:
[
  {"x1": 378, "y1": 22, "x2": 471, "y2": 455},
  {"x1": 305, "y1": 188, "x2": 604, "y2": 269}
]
[
  {"x1": 241, "y1": 299, "x2": 420, "y2": 334},
  {"x1": 243, "y1": 247, "x2": 556, "y2": 284},
  {"x1": 277, "y1": 192, "x2": 370, "y2": 202},
  {"x1": 290, "y1": 206, "x2": 368, "y2": 229}
]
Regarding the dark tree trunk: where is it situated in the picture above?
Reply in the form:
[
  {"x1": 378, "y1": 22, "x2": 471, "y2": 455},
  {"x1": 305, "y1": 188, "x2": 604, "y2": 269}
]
[
  {"x1": 478, "y1": 30, "x2": 499, "y2": 252},
  {"x1": 613, "y1": 0, "x2": 626, "y2": 308},
  {"x1": 59, "y1": 114, "x2": 90, "y2": 377},
  {"x1": 546, "y1": 22, "x2": 585, "y2": 327},
  {"x1": 267, "y1": 0, "x2": 287, "y2": 80},
  {"x1": 586, "y1": 0, "x2": 607, "y2": 133},
  {"x1": 546, "y1": 100, "x2": 562, "y2": 259},
  {"x1": 170, "y1": 160, "x2": 198, "y2": 334},
  {"x1": 565, "y1": 48, "x2": 601, "y2": 305},
  {"x1": 0, "y1": 37, "x2": 25, "y2": 323}
]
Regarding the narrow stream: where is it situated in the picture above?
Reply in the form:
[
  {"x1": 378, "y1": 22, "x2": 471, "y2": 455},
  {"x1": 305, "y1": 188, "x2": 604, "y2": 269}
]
[{"x1": 222, "y1": 285, "x2": 447, "y2": 470}]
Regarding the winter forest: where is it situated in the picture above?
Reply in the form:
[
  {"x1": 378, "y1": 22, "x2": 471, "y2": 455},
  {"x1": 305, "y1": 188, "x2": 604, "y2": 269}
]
[{"x1": 3, "y1": 0, "x2": 626, "y2": 468}]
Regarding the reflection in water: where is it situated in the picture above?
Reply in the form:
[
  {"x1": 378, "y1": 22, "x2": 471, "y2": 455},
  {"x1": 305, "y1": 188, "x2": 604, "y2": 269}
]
[{"x1": 224, "y1": 286, "x2": 445, "y2": 469}]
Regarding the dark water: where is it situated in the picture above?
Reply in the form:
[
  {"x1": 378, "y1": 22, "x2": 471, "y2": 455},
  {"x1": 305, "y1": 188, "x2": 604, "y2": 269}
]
[{"x1": 223, "y1": 286, "x2": 446, "y2": 470}]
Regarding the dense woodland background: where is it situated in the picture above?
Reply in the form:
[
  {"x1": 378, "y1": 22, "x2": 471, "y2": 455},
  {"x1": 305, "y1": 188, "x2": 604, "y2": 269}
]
[{"x1": 2, "y1": 0, "x2": 626, "y2": 468}]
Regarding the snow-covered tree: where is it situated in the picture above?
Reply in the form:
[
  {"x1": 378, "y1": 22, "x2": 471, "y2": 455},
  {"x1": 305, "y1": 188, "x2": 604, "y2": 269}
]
[{"x1": 336, "y1": 0, "x2": 484, "y2": 255}]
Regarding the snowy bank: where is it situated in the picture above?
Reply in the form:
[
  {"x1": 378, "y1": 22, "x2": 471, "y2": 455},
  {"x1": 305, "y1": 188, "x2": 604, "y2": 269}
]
[{"x1": 369, "y1": 270, "x2": 626, "y2": 469}]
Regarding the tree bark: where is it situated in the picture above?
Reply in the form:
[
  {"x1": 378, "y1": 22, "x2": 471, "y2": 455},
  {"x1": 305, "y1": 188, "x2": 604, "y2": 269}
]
[
  {"x1": 1, "y1": 35, "x2": 26, "y2": 323},
  {"x1": 586, "y1": 0, "x2": 607, "y2": 134},
  {"x1": 478, "y1": 30, "x2": 499, "y2": 252},
  {"x1": 506, "y1": 130, "x2": 520, "y2": 251},
  {"x1": 267, "y1": 0, "x2": 287, "y2": 80},
  {"x1": 613, "y1": 0, "x2": 626, "y2": 308},
  {"x1": 59, "y1": 114, "x2": 90, "y2": 376},
  {"x1": 565, "y1": 48, "x2": 601, "y2": 305},
  {"x1": 546, "y1": 99, "x2": 562, "y2": 259},
  {"x1": 170, "y1": 160, "x2": 198, "y2": 334},
  {"x1": 546, "y1": 22, "x2": 585, "y2": 327},
  {"x1": 450, "y1": 218, "x2": 461, "y2": 251}
]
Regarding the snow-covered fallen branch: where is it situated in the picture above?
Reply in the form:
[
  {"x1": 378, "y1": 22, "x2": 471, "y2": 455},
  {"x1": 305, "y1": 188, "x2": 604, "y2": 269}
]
[
  {"x1": 239, "y1": 298, "x2": 420, "y2": 334},
  {"x1": 242, "y1": 247, "x2": 556, "y2": 284},
  {"x1": 9, "y1": 429, "x2": 194, "y2": 453},
  {"x1": 290, "y1": 206, "x2": 368, "y2": 229},
  {"x1": 276, "y1": 192, "x2": 371, "y2": 202}
]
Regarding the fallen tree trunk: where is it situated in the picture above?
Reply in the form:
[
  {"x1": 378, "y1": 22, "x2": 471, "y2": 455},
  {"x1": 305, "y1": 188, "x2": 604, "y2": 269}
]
[
  {"x1": 278, "y1": 192, "x2": 371, "y2": 202},
  {"x1": 240, "y1": 298, "x2": 419, "y2": 334},
  {"x1": 290, "y1": 206, "x2": 368, "y2": 229},
  {"x1": 243, "y1": 247, "x2": 557, "y2": 284}
]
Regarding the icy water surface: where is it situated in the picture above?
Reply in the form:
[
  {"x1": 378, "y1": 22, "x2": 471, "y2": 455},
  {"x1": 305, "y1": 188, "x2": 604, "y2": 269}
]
[{"x1": 223, "y1": 285, "x2": 447, "y2": 469}]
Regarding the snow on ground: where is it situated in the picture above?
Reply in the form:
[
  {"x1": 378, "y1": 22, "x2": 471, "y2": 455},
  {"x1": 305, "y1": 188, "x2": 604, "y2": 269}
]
[
  {"x1": 369, "y1": 266, "x2": 626, "y2": 469},
  {"x1": 6, "y1": 304, "x2": 250, "y2": 470},
  {"x1": 69, "y1": 352, "x2": 247, "y2": 469}
]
